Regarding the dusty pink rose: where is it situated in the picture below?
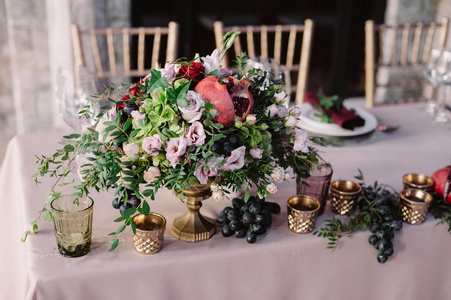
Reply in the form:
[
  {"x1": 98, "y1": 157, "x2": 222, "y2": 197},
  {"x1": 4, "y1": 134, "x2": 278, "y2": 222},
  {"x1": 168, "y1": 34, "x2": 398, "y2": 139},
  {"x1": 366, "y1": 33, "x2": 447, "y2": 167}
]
[
  {"x1": 142, "y1": 135, "x2": 162, "y2": 156},
  {"x1": 179, "y1": 91, "x2": 205, "y2": 123},
  {"x1": 186, "y1": 121, "x2": 206, "y2": 146},
  {"x1": 165, "y1": 137, "x2": 188, "y2": 168},
  {"x1": 143, "y1": 167, "x2": 161, "y2": 183}
]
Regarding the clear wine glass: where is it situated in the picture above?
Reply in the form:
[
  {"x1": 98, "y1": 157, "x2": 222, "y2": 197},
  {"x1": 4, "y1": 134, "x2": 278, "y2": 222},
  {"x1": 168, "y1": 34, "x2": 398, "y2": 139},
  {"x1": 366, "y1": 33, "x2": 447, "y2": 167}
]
[
  {"x1": 423, "y1": 48, "x2": 441, "y2": 115},
  {"x1": 435, "y1": 50, "x2": 451, "y2": 123},
  {"x1": 56, "y1": 67, "x2": 100, "y2": 133}
]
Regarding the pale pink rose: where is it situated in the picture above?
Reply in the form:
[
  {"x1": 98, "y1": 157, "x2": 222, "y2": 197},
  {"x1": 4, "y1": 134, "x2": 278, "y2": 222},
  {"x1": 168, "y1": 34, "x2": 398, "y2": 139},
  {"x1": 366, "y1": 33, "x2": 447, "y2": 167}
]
[
  {"x1": 223, "y1": 146, "x2": 246, "y2": 171},
  {"x1": 212, "y1": 191, "x2": 225, "y2": 202},
  {"x1": 267, "y1": 183, "x2": 278, "y2": 194},
  {"x1": 285, "y1": 116, "x2": 297, "y2": 128},
  {"x1": 143, "y1": 167, "x2": 161, "y2": 183},
  {"x1": 95, "y1": 107, "x2": 117, "y2": 142},
  {"x1": 123, "y1": 143, "x2": 140, "y2": 156},
  {"x1": 266, "y1": 104, "x2": 278, "y2": 118},
  {"x1": 250, "y1": 148, "x2": 263, "y2": 159},
  {"x1": 293, "y1": 128, "x2": 310, "y2": 153},
  {"x1": 179, "y1": 91, "x2": 205, "y2": 123},
  {"x1": 131, "y1": 110, "x2": 145, "y2": 120},
  {"x1": 142, "y1": 135, "x2": 162, "y2": 156},
  {"x1": 186, "y1": 121, "x2": 206, "y2": 146},
  {"x1": 274, "y1": 91, "x2": 287, "y2": 102},
  {"x1": 246, "y1": 114, "x2": 257, "y2": 125},
  {"x1": 158, "y1": 63, "x2": 179, "y2": 83},
  {"x1": 271, "y1": 166, "x2": 285, "y2": 183},
  {"x1": 165, "y1": 137, "x2": 188, "y2": 168},
  {"x1": 277, "y1": 105, "x2": 288, "y2": 118}
]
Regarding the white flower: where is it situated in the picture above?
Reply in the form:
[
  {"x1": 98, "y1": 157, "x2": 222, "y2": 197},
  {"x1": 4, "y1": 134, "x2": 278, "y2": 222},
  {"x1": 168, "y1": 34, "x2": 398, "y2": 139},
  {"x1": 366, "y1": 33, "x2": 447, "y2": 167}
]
[
  {"x1": 285, "y1": 116, "x2": 297, "y2": 128},
  {"x1": 212, "y1": 191, "x2": 225, "y2": 202},
  {"x1": 210, "y1": 183, "x2": 220, "y2": 193},
  {"x1": 277, "y1": 105, "x2": 288, "y2": 118},
  {"x1": 271, "y1": 166, "x2": 285, "y2": 183},
  {"x1": 266, "y1": 104, "x2": 278, "y2": 118},
  {"x1": 293, "y1": 128, "x2": 310, "y2": 153},
  {"x1": 290, "y1": 106, "x2": 302, "y2": 118},
  {"x1": 284, "y1": 172, "x2": 292, "y2": 181},
  {"x1": 123, "y1": 143, "x2": 140, "y2": 156},
  {"x1": 223, "y1": 146, "x2": 246, "y2": 171},
  {"x1": 95, "y1": 107, "x2": 117, "y2": 142},
  {"x1": 131, "y1": 110, "x2": 145, "y2": 120},
  {"x1": 179, "y1": 91, "x2": 205, "y2": 123},
  {"x1": 267, "y1": 183, "x2": 278, "y2": 194},
  {"x1": 246, "y1": 114, "x2": 257, "y2": 125},
  {"x1": 201, "y1": 49, "x2": 222, "y2": 75},
  {"x1": 274, "y1": 91, "x2": 287, "y2": 103},
  {"x1": 249, "y1": 148, "x2": 263, "y2": 159},
  {"x1": 143, "y1": 167, "x2": 161, "y2": 183}
]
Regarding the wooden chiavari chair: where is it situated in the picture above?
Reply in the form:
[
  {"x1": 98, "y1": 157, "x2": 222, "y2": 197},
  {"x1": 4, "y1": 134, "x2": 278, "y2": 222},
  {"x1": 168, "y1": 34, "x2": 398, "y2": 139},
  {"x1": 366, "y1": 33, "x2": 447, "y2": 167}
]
[
  {"x1": 365, "y1": 17, "x2": 449, "y2": 108},
  {"x1": 213, "y1": 20, "x2": 314, "y2": 104}
]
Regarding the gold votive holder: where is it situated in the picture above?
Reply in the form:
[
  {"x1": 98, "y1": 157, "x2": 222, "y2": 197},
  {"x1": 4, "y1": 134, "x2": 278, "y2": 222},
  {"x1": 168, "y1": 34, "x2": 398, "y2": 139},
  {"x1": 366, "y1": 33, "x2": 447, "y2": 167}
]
[
  {"x1": 330, "y1": 180, "x2": 362, "y2": 215},
  {"x1": 132, "y1": 213, "x2": 166, "y2": 254},
  {"x1": 403, "y1": 173, "x2": 434, "y2": 191},
  {"x1": 400, "y1": 189, "x2": 433, "y2": 225},
  {"x1": 287, "y1": 195, "x2": 320, "y2": 234}
]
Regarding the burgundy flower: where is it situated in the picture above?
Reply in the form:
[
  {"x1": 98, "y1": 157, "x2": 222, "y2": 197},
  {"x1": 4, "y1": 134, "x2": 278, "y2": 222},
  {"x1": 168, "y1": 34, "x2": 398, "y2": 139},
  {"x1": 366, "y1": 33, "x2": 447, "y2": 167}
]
[{"x1": 178, "y1": 62, "x2": 205, "y2": 83}]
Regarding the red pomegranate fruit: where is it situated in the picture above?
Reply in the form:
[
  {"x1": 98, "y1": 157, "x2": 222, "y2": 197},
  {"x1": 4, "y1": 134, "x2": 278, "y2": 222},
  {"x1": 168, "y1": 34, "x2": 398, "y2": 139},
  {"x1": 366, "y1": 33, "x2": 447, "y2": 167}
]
[
  {"x1": 194, "y1": 76, "x2": 254, "y2": 128},
  {"x1": 432, "y1": 165, "x2": 451, "y2": 204}
]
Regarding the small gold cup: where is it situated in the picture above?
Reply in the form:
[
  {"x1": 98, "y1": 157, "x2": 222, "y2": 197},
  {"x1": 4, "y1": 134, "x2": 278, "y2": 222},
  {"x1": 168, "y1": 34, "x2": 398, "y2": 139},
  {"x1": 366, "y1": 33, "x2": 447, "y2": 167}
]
[
  {"x1": 132, "y1": 213, "x2": 166, "y2": 254},
  {"x1": 403, "y1": 173, "x2": 434, "y2": 191},
  {"x1": 287, "y1": 195, "x2": 320, "y2": 234},
  {"x1": 330, "y1": 180, "x2": 362, "y2": 215},
  {"x1": 400, "y1": 189, "x2": 433, "y2": 225}
]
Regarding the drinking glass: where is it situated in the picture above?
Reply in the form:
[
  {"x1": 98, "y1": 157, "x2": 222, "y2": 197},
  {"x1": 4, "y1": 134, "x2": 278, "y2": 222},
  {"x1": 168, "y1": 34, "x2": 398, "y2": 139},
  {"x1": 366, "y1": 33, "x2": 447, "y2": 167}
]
[
  {"x1": 50, "y1": 194, "x2": 94, "y2": 257},
  {"x1": 56, "y1": 67, "x2": 100, "y2": 132},
  {"x1": 435, "y1": 50, "x2": 451, "y2": 123},
  {"x1": 423, "y1": 49, "x2": 441, "y2": 114}
]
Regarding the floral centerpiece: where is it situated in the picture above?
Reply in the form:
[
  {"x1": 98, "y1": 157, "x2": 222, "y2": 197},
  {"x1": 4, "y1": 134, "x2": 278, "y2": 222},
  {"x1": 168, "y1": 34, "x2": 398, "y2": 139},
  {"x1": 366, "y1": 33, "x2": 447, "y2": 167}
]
[{"x1": 24, "y1": 33, "x2": 325, "y2": 250}]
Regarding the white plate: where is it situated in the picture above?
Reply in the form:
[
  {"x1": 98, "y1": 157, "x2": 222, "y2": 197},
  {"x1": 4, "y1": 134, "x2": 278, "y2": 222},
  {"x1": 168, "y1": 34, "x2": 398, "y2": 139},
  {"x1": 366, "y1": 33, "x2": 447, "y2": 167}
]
[{"x1": 297, "y1": 103, "x2": 378, "y2": 137}]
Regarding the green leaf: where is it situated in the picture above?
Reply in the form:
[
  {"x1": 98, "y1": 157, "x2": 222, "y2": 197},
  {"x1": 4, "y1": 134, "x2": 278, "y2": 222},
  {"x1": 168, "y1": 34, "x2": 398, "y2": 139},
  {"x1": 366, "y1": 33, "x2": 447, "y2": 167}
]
[
  {"x1": 130, "y1": 220, "x2": 136, "y2": 234},
  {"x1": 123, "y1": 118, "x2": 132, "y2": 132},
  {"x1": 114, "y1": 216, "x2": 127, "y2": 222},
  {"x1": 43, "y1": 211, "x2": 53, "y2": 223},
  {"x1": 116, "y1": 224, "x2": 126, "y2": 235},
  {"x1": 123, "y1": 207, "x2": 136, "y2": 218},
  {"x1": 142, "y1": 200, "x2": 150, "y2": 216},
  {"x1": 109, "y1": 238, "x2": 119, "y2": 251}
]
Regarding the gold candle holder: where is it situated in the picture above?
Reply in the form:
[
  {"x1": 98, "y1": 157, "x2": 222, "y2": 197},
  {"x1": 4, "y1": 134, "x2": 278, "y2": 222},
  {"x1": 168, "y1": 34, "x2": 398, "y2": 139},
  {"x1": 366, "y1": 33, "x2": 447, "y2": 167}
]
[
  {"x1": 132, "y1": 213, "x2": 166, "y2": 254},
  {"x1": 400, "y1": 189, "x2": 433, "y2": 225},
  {"x1": 287, "y1": 195, "x2": 320, "y2": 234},
  {"x1": 330, "y1": 180, "x2": 362, "y2": 215},
  {"x1": 403, "y1": 173, "x2": 434, "y2": 191}
]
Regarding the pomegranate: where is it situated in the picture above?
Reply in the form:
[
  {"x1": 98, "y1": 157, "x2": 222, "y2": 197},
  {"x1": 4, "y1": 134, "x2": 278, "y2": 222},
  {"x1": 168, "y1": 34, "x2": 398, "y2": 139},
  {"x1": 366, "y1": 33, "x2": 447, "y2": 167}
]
[
  {"x1": 432, "y1": 165, "x2": 451, "y2": 204},
  {"x1": 194, "y1": 76, "x2": 254, "y2": 128}
]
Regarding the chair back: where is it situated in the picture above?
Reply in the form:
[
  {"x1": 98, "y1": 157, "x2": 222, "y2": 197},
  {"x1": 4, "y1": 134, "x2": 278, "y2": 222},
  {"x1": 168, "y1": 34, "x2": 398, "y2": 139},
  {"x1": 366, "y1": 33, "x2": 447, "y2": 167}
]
[
  {"x1": 365, "y1": 17, "x2": 449, "y2": 108},
  {"x1": 213, "y1": 20, "x2": 314, "y2": 104},
  {"x1": 71, "y1": 22, "x2": 179, "y2": 85}
]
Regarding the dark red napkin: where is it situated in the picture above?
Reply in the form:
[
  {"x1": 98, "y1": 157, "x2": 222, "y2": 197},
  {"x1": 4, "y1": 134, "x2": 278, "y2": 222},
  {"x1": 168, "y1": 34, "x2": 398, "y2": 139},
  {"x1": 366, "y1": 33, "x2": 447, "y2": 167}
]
[{"x1": 304, "y1": 90, "x2": 365, "y2": 130}]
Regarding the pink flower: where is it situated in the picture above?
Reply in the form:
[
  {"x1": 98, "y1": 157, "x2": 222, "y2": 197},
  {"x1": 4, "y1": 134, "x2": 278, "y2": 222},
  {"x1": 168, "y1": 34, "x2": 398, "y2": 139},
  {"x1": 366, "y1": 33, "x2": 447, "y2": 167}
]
[
  {"x1": 271, "y1": 166, "x2": 285, "y2": 183},
  {"x1": 131, "y1": 110, "x2": 145, "y2": 120},
  {"x1": 246, "y1": 114, "x2": 257, "y2": 125},
  {"x1": 250, "y1": 148, "x2": 263, "y2": 159},
  {"x1": 159, "y1": 63, "x2": 179, "y2": 83},
  {"x1": 179, "y1": 91, "x2": 205, "y2": 123},
  {"x1": 143, "y1": 167, "x2": 161, "y2": 183},
  {"x1": 290, "y1": 106, "x2": 302, "y2": 118},
  {"x1": 194, "y1": 157, "x2": 224, "y2": 184},
  {"x1": 123, "y1": 143, "x2": 140, "y2": 156},
  {"x1": 277, "y1": 105, "x2": 288, "y2": 118},
  {"x1": 274, "y1": 91, "x2": 287, "y2": 102},
  {"x1": 266, "y1": 104, "x2": 278, "y2": 118},
  {"x1": 212, "y1": 191, "x2": 225, "y2": 202},
  {"x1": 285, "y1": 116, "x2": 297, "y2": 128},
  {"x1": 186, "y1": 121, "x2": 206, "y2": 146},
  {"x1": 142, "y1": 135, "x2": 162, "y2": 156},
  {"x1": 165, "y1": 137, "x2": 188, "y2": 168},
  {"x1": 201, "y1": 49, "x2": 222, "y2": 75},
  {"x1": 267, "y1": 183, "x2": 278, "y2": 194},
  {"x1": 293, "y1": 128, "x2": 310, "y2": 153},
  {"x1": 223, "y1": 146, "x2": 246, "y2": 171}
]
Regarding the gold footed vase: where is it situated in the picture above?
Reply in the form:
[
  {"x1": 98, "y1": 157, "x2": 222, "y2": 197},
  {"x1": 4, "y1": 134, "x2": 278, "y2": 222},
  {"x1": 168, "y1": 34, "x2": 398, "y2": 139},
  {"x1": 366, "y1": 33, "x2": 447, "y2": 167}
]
[{"x1": 171, "y1": 182, "x2": 216, "y2": 242}]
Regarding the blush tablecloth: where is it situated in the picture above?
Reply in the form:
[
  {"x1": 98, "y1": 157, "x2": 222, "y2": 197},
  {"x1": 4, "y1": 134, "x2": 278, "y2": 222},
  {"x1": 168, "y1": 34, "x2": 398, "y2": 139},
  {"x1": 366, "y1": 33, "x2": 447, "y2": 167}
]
[{"x1": 1, "y1": 103, "x2": 451, "y2": 300}]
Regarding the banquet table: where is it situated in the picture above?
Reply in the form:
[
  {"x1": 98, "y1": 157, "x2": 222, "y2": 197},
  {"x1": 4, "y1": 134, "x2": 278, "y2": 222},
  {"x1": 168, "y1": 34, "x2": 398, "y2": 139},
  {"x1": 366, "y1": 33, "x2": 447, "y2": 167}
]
[{"x1": 1, "y1": 102, "x2": 451, "y2": 300}]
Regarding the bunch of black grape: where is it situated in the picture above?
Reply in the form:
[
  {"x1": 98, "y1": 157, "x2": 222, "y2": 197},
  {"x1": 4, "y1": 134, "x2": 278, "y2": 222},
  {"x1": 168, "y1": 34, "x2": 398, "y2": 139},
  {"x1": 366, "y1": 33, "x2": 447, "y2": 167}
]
[
  {"x1": 112, "y1": 189, "x2": 141, "y2": 216},
  {"x1": 216, "y1": 196, "x2": 281, "y2": 243},
  {"x1": 211, "y1": 134, "x2": 239, "y2": 157},
  {"x1": 359, "y1": 187, "x2": 403, "y2": 264}
]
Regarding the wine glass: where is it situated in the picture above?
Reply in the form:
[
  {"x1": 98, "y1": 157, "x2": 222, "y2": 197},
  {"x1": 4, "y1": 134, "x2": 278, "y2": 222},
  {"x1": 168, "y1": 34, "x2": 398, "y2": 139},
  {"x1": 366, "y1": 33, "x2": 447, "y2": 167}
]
[
  {"x1": 423, "y1": 48, "x2": 441, "y2": 115},
  {"x1": 56, "y1": 67, "x2": 100, "y2": 133},
  {"x1": 434, "y1": 50, "x2": 451, "y2": 123}
]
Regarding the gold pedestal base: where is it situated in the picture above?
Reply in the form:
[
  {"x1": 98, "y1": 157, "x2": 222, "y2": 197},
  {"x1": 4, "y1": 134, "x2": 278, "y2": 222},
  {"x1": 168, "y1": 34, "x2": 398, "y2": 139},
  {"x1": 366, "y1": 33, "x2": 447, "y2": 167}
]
[{"x1": 171, "y1": 183, "x2": 216, "y2": 242}]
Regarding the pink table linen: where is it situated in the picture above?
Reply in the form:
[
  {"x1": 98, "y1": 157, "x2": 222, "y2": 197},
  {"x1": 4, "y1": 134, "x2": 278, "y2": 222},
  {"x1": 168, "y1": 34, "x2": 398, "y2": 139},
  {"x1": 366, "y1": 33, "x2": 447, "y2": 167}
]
[{"x1": 1, "y1": 103, "x2": 451, "y2": 300}]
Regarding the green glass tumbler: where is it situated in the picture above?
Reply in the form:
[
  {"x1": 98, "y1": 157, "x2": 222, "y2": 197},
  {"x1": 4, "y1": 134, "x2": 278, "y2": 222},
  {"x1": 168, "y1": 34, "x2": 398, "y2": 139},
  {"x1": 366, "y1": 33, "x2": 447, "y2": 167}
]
[{"x1": 50, "y1": 194, "x2": 94, "y2": 257}]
